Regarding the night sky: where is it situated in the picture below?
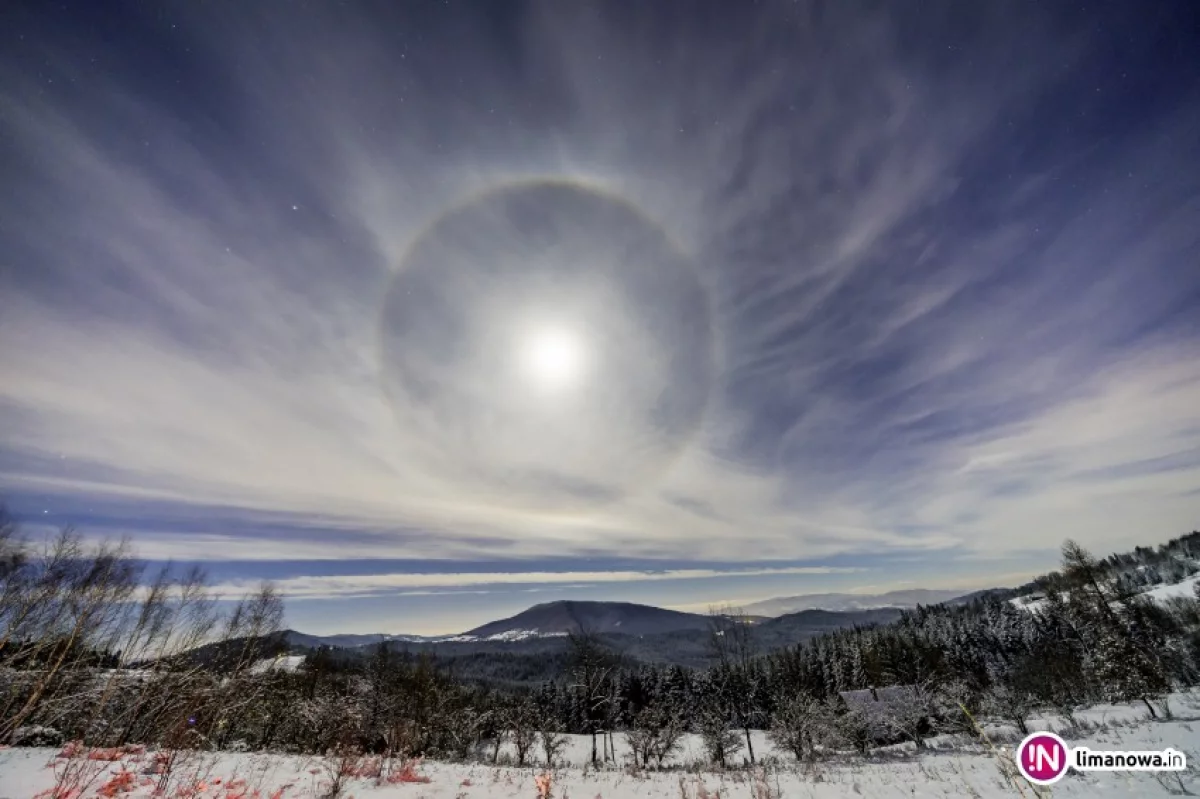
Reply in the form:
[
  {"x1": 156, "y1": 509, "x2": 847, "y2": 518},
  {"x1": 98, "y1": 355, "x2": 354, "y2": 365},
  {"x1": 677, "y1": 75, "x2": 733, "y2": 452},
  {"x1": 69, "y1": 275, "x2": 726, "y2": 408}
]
[{"x1": 2, "y1": 1, "x2": 1198, "y2": 634}]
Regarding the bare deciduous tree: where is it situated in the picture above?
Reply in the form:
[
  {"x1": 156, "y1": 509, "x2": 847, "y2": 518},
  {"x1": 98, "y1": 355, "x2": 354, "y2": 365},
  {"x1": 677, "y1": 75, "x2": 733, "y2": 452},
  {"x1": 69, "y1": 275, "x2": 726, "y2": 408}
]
[
  {"x1": 878, "y1": 682, "x2": 936, "y2": 750},
  {"x1": 697, "y1": 702, "x2": 743, "y2": 769},
  {"x1": 566, "y1": 625, "x2": 614, "y2": 767},
  {"x1": 767, "y1": 692, "x2": 830, "y2": 762},
  {"x1": 707, "y1": 604, "x2": 758, "y2": 764},
  {"x1": 627, "y1": 701, "x2": 684, "y2": 769},
  {"x1": 507, "y1": 697, "x2": 539, "y2": 766},
  {"x1": 538, "y1": 729, "x2": 568, "y2": 767}
]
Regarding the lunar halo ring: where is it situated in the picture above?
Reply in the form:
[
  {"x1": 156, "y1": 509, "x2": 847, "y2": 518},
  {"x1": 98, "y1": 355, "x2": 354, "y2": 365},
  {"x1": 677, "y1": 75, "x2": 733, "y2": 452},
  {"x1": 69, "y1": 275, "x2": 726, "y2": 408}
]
[{"x1": 376, "y1": 175, "x2": 719, "y2": 512}]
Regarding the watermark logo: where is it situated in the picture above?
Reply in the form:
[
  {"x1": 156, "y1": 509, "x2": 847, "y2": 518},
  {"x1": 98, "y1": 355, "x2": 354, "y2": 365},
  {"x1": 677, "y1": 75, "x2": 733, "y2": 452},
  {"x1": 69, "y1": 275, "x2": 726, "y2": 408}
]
[
  {"x1": 1016, "y1": 732, "x2": 1069, "y2": 785},
  {"x1": 1016, "y1": 731, "x2": 1187, "y2": 786}
]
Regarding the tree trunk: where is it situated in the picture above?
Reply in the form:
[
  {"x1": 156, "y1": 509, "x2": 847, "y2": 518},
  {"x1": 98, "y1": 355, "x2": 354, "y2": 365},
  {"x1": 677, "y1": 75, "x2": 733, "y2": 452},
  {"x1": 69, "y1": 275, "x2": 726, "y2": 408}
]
[
  {"x1": 743, "y1": 725, "x2": 755, "y2": 765},
  {"x1": 1143, "y1": 697, "x2": 1158, "y2": 719}
]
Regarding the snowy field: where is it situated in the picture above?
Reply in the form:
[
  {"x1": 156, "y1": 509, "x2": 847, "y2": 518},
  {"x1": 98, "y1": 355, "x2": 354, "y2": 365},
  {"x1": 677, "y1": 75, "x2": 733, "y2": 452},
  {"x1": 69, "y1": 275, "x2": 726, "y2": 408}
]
[{"x1": 3, "y1": 695, "x2": 1199, "y2": 798}]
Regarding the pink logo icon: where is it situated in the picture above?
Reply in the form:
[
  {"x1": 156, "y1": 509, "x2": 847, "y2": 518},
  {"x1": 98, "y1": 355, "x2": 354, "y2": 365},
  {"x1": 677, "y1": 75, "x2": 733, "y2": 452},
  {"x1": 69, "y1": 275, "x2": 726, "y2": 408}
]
[{"x1": 1016, "y1": 732, "x2": 1070, "y2": 785}]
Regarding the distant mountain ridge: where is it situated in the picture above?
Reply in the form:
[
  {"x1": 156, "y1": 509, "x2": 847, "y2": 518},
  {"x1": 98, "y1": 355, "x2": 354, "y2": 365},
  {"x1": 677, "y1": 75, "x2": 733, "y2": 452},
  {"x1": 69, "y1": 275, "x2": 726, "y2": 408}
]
[
  {"x1": 281, "y1": 600, "x2": 715, "y2": 650},
  {"x1": 742, "y1": 588, "x2": 969, "y2": 617},
  {"x1": 283, "y1": 631, "x2": 411, "y2": 649},
  {"x1": 464, "y1": 600, "x2": 713, "y2": 638},
  {"x1": 272, "y1": 603, "x2": 912, "y2": 679},
  {"x1": 281, "y1": 599, "x2": 936, "y2": 652},
  {"x1": 277, "y1": 600, "x2": 915, "y2": 673}
]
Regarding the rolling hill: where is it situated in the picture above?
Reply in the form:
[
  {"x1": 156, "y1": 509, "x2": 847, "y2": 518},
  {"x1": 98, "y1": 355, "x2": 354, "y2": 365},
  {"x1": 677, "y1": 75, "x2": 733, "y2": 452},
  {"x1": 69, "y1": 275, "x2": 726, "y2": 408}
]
[{"x1": 463, "y1": 600, "x2": 714, "y2": 638}]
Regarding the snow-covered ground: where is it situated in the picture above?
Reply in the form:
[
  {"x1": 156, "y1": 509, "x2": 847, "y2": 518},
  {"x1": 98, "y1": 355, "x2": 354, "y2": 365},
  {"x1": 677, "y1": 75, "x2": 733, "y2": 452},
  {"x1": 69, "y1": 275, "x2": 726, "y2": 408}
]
[
  {"x1": 437, "y1": 629, "x2": 570, "y2": 643},
  {"x1": 248, "y1": 655, "x2": 307, "y2": 675},
  {"x1": 1146, "y1": 574, "x2": 1200, "y2": 602},
  {"x1": 1009, "y1": 594, "x2": 1048, "y2": 612},
  {"x1": 4, "y1": 694, "x2": 1199, "y2": 798}
]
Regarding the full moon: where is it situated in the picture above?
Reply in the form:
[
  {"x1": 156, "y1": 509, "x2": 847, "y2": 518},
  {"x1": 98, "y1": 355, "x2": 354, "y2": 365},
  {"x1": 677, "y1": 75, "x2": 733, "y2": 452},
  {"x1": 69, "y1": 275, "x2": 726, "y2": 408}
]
[{"x1": 518, "y1": 326, "x2": 585, "y2": 393}]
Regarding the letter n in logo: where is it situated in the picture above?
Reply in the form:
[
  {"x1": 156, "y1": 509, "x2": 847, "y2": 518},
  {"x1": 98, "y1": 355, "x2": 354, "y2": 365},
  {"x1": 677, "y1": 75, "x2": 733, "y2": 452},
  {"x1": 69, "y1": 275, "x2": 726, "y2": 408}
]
[{"x1": 1017, "y1": 732, "x2": 1069, "y2": 786}]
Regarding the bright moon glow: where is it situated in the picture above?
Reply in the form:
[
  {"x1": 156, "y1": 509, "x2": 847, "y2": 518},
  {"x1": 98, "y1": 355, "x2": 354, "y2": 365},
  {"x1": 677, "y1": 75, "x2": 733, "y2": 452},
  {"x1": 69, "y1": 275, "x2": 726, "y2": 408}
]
[{"x1": 517, "y1": 326, "x2": 586, "y2": 392}]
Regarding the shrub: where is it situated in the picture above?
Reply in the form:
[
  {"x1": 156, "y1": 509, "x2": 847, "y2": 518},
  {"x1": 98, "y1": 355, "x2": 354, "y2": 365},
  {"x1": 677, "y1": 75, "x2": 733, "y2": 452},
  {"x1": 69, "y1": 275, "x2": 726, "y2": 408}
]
[{"x1": 13, "y1": 725, "x2": 65, "y2": 747}]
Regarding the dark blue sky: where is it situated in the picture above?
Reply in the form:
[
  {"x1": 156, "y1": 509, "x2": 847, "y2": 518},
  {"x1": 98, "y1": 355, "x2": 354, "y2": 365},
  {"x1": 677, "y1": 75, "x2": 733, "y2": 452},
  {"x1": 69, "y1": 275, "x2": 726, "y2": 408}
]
[{"x1": 1, "y1": 1, "x2": 1198, "y2": 633}]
